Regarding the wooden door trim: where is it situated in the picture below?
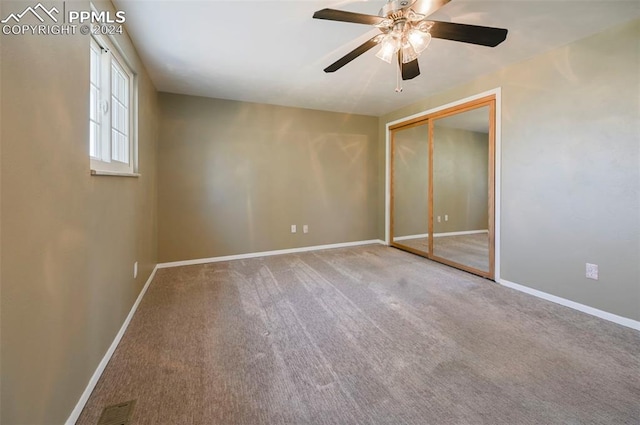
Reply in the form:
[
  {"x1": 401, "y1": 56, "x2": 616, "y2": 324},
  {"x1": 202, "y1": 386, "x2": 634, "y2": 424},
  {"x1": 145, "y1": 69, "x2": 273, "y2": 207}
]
[
  {"x1": 488, "y1": 99, "x2": 496, "y2": 279},
  {"x1": 428, "y1": 118, "x2": 434, "y2": 256}
]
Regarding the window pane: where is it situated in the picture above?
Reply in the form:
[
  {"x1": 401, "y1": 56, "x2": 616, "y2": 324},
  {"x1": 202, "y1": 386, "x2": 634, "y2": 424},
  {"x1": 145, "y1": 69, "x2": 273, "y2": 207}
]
[
  {"x1": 90, "y1": 85, "x2": 99, "y2": 121},
  {"x1": 90, "y1": 122, "x2": 99, "y2": 158},
  {"x1": 90, "y1": 47, "x2": 100, "y2": 85},
  {"x1": 118, "y1": 73, "x2": 125, "y2": 100},
  {"x1": 112, "y1": 102, "x2": 119, "y2": 131},
  {"x1": 120, "y1": 104, "x2": 126, "y2": 133},
  {"x1": 90, "y1": 88, "x2": 95, "y2": 120},
  {"x1": 121, "y1": 133, "x2": 128, "y2": 163},
  {"x1": 111, "y1": 59, "x2": 130, "y2": 165},
  {"x1": 111, "y1": 64, "x2": 124, "y2": 102},
  {"x1": 116, "y1": 103, "x2": 121, "y2": 131},
  {"x1": 112, "y1": 129, "x2": 119, "y2": 162},
  {"x1": 111, "y1": 100, "x2": 116, "y2": 129},
  {"x1": 111, "y1": 130, "x2": 129, "y2": 164}
]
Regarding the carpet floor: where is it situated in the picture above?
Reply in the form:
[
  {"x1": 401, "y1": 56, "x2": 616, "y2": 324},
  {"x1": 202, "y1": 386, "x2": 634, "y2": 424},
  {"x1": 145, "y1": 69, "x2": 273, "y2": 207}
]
[{"x1": 77, "y1": 245, "x2": 640, "y2": 425}]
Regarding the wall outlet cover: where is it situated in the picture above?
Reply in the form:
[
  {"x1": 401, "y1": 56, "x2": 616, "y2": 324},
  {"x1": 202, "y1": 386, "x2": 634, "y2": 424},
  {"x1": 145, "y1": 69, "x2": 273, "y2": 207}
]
[{"x1": 586, "y1": 263, "x2": 598, "y2": 280}]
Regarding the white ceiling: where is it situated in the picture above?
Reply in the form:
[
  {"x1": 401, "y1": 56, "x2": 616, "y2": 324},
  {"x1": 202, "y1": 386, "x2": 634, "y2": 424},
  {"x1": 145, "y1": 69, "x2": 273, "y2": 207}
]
[{"x1": 113, "y1": 0, "x2": 640, "y2": 116}]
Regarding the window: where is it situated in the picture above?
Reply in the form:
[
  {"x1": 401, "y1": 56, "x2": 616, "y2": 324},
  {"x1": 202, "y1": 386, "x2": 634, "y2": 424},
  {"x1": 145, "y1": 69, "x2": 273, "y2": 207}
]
[{"x1": 89, "y1": 34, "x2": 137, "y2": 175}]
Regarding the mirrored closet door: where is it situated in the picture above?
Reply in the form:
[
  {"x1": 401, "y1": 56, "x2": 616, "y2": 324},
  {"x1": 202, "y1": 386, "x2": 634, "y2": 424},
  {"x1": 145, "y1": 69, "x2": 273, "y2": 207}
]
[
  {"x1": 391, "y1": 122, "x2": 430, "y2": 257},
  {"x1": 390, "y1": 96, "x2": 495, "y2": 279}
]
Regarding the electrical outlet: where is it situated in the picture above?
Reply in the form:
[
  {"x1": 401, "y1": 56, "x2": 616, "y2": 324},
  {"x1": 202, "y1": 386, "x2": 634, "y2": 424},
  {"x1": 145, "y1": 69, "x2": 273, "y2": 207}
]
[
  {"x1": 586, "y1": 263, "x2": 598, "y2": 280},
  {"x1": 445, "y1": 214, "x2": 449, "y2": 221},
  {"x1": 303, "y1": 225, "x2": 309, "y2": 234},
  {"x1": 437, "y1": 216, "x2": 441, "y2": 223},
  {"x1": 134, "y1": 261, "x2": 138, "y2": 279},
  {"x1": 291, "y1": 224, "x2": 297, "y2": 233}
]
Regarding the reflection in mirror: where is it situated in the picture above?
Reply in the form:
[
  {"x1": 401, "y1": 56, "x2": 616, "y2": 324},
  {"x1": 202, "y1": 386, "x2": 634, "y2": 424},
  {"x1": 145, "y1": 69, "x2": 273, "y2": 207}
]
[
  {"x1": 433, "y1": 106, "x2": 490, "y2": 272},
  {"x1": 392, "y1": 123, "x2": 429, "y2": 255}
]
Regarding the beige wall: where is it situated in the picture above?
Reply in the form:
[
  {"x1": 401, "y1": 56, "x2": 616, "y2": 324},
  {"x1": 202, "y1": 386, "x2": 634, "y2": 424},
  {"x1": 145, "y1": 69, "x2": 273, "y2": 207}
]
[
  {"x1": 0, "y1": 1, "x2": 158, "y2": 423},
  {"x1": 380, "y1": 19, "x2": 640, "y2": 321},
  {"x1": 158, "y1": 93, "x2": 379, "y2": 263}
]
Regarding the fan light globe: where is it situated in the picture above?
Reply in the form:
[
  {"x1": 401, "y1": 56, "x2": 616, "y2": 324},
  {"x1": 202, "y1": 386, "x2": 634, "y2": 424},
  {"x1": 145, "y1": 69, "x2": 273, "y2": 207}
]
[
  {"x1": 375, "y1": 34, "x2": 401, "y2": 63},
  {"x1": 401, "y1": 42, "x2": 419, "y2": 63},
  {"x1": 408, "y1": 29, "x2": 432, "y2": 53}
]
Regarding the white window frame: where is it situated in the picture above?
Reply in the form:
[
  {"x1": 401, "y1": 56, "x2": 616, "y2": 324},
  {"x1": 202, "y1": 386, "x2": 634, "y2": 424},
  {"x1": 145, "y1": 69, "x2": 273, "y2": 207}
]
[{"x1": 89, "y1": 32, "x2": 138, "y2": 175}]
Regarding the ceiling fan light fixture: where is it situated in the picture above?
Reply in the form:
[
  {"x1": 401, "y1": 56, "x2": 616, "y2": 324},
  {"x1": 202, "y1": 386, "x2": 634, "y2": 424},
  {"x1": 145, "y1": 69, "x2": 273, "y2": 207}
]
[
  {"x1": 416, "y1": 20, "x2": 434, "y2": 32},
  {"x1": 401, "y1": 41, "x2": 419, "y2": 63},
  {"x1": 406, "y1": 9, "x2": 426, "y2": 22},
  {"x1": 407, "y1": 28, "x2": 432, "y2": 53},
  {"x1": 375, "y1": 33, "x2": 401, "y2": 63},
  {"x1": 375, "y1": 18, "x2": 393, "y2": 29},
  {"x1": 313, "y1": 4, "x2": 508, "y2": 90}
]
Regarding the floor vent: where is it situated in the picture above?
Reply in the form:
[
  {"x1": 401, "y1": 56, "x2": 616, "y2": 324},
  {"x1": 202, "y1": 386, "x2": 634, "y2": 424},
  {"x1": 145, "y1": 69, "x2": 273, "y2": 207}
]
[{"x1": 97, "y1": 400, "x2": 136, "y2": 425}]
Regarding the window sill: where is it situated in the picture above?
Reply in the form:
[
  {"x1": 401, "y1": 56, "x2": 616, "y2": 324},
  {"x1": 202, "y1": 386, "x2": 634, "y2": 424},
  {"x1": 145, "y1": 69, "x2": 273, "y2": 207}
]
[{"x1": 91, "y1": 169, "x2": 140, "y2": 178}]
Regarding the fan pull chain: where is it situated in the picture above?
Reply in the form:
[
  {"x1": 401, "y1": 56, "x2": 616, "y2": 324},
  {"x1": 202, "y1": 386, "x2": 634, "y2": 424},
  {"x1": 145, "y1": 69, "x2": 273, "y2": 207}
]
[{"x1": 395, "y1": 61, "x2": 403, "y2": 93}]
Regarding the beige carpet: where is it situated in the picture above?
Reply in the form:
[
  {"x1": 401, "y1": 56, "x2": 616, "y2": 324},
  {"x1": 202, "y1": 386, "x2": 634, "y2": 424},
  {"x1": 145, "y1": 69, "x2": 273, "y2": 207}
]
[{"x1": 77, "y1": 245, "x2": 640, "y2": 425}]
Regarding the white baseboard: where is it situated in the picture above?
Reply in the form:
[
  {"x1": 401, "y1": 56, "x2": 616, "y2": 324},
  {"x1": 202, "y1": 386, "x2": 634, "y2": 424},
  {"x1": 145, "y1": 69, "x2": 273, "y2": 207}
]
[
  {"x1": 157, "y1": 239, "x2": 386, "y2": 269},
  {"x1": 434, "y1": 229, "x2": 488, "y2": 238},
  {"x1": 499, "y1": 279, "x2": 640, "y2": 331},
  {"x1": 65, "y1": 265, "x2": 158, "y2": 425},
  {"x1": 393, "y1": 233, "x2": 429, "y2": 241}
]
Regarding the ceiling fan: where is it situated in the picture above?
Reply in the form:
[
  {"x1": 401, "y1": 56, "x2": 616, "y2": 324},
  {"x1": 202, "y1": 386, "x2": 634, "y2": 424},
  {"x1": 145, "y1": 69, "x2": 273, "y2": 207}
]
[{"x1": 313, "y1": 0, "x2": 508, "y2": 90}]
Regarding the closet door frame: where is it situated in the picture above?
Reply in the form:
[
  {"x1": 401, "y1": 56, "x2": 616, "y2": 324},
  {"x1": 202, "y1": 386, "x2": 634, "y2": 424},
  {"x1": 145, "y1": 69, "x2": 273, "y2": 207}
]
[{"x1": 387, "y1": 90, "x2": 499, "y2": 280}]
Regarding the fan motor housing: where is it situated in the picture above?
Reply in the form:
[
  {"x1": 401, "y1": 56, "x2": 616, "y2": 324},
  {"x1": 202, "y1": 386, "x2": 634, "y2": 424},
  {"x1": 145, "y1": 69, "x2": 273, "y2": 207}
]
[{"x1": 380, "y1": 0, "x2": 415, "y2": 18}]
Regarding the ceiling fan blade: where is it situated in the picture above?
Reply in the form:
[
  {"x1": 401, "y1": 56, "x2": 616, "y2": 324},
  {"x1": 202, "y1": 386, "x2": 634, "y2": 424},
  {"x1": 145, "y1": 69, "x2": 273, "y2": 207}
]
[
  {"x1": 313, "y1": 8, "x2": 385, "y2": 26},
  {"x1": 397, "y1": 50, "x2": 420, "y2": 81},
  {"x1": 324, "y1": 36, "x2": 381, "y2": 73},
  {"x1": 401, "y1": 58, "x2": 421, "y2": 80},
  {"x1": 429, "y1": 21, "x2": 508, "y2": 47}
]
